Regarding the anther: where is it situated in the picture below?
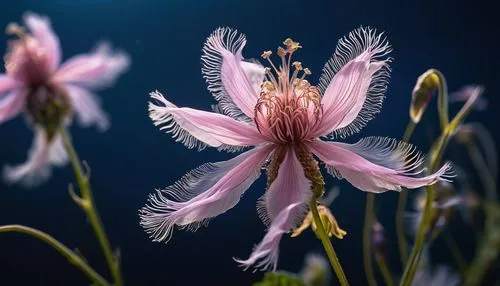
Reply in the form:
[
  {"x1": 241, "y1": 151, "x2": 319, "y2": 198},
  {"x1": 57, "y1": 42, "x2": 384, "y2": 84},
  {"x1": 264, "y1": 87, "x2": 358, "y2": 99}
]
[
  {"x1": 277, "y1": 47, "x2": 286, "y2": 57},
  {"x1": 292, "y1": 61, "x2": 303, "y2": 71},
  {"x1": 261, "y1": 50, "x2": 272, "y2": 59},
  {"x1": 6, "y1": 23, "x2": 26, "y2": 38},
  {"x1": 283, "y1": 38, "x2": 302, "y2": 52}
]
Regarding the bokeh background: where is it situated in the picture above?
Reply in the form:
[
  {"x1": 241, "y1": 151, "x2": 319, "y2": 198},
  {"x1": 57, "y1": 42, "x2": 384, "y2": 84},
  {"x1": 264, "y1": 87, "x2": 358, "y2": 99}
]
[{"x1": 0, "y1": 0, "x2": 498, "y2": 285}]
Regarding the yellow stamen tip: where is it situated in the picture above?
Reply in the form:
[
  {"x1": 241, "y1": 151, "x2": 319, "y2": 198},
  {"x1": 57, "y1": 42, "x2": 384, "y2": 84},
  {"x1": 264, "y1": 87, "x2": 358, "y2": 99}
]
[
  {"x1": 277, "y1": 47, "x2": 286, "y2": 57},
  {"x1": 261, "y1": 50, "x2": 272, "y2": 59},
  {"x1": 283, "y1": 38, "x2": 302, "y2": 52},
  {"x1": 6, "y1": 23, "x2": 25, "y2": 37},
  {"x1": 292, "y1": 61, "x2": 303, "y2": 71}
]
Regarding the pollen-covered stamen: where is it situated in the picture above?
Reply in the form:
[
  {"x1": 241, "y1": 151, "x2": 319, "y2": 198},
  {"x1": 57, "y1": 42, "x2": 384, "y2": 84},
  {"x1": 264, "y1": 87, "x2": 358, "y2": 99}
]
[
  {"x1": 255, "y1": 39, "x2": 322, "y2": 143},
  {"x1": 254, "y1": 79, "x2": 322, "y2": 143}
]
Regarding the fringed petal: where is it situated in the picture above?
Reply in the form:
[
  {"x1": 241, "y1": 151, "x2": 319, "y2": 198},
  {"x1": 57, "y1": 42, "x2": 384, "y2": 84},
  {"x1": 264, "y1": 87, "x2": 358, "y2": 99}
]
[
  {"x1": 65, "y1": 84, "x2": 109, "y2": 131},
  {"x1": 313, "y1": 27, "x2": 392, "y2": 138},
  {"x1": 23, "y1": 12, "x2": 61, "y2": 74},
  {"x1": 237, "y1": 147, "x2": 312, "y2": 271},
  {"x1": 257, "y1": 146, "x2": 312, "y2": 225},
  {"x1": 53, "y1": 42, "x2": 130, "y2": 90},
  {"x1": 308, "y1": 138, "x2": 453, "y2": 193},
  {"x1": 3, "y1": 128, "x2": 67, "y2": 187},
  {"x1": 0, "y1": 89, "x2": 26, "y2": 125},
  {"x1": 0, "y1": 76, "x2": 20, "y2": 96},
  {"x1": 201, "y1": 27, "x2": 264, "y2": 120},
  {"x1": 148, "y1": 91, "x2": 267, "y2": 151},
  {"x1": 234, "y1": 202, "x2": 304, "y2": 271},
  {"x1": 139, "y1": 145, "x2": 273, "y2": 243}
]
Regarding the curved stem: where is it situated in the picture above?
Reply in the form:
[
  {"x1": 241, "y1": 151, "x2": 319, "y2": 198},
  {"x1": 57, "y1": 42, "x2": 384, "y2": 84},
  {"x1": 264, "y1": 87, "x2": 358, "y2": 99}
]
[
  {"x1": 433, "y1": 69, "x2": 449, "y2": 132},
  {"x1": 395, "y1": 121, "x2": 416, "y2": 266},
  {"x1": 0, "y1": 224, "x2": 109, "y2": 286},
  {"x1": 466, "y1": 141, "x2": 497, "y2": 202},
  {"x1": 310, "y1": 200, "x2": 349, "y2": 286},
  {"x1": 60, "y1": 128, "x2": 124, "y2": 286},
  {"x1": 362, "y1": 193, "x2": 377, "y2": 286},
  {"x1": 442, "y1": 230, "x2": 468, "y2": 274},
  {"x1": 375, "y1": 254, "x2": 393, "y2": 286}
]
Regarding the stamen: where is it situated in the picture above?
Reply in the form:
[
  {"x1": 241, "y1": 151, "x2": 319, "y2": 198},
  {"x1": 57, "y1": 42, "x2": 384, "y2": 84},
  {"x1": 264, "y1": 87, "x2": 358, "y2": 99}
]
[
  {"x1": 261, "y1": 50, "x2": 272, "y2": 59},
  {"x1": 300, "y1": 68, "x2": 312, "y2": 80},
  {"x1": 277, "y1": 46, "x2": 287, "y2": 57},
  {"x1": 283, "y1": 38, "x2": 302, "y2": 53},
  {"x1": 5, "y1": 23, "x2": 26, "y2": 38},
  {"x1": 264, "y1": 67, "x2": 279, "y2": 90},
  {"x1": 292, "y1": 61, "x2": 303, "y2": 71}
]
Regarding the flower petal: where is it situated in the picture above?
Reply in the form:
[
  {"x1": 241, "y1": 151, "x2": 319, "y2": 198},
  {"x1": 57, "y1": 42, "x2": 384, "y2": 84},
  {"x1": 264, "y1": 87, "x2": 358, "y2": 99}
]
[
  {"x1": 148, "y1": 91, "x2": 267, "y2": 151},
  {"x1": 140, "y1": 145, "x2": 273, "y2": 243},
  {"x1": 53, "y1": 43, "x2": 130, "y2": 90},
  {"x1": 234, "y1": 202, "x2": 304, "y2": 271},
  {"x1": 258, "y1": 146, "x2": 312, "y2": 224},
  {"x1": 0, "y1": 89, "x2": 26, "y2": 125},
  {"x1": 308, "y1": 138, "x2": 452, "y2": 193},
  {"x1": 3, "y1": 128, "x2": 67, "y2": 187},
  {"x1": 201, "y1": 27, "x2": 264, "y2": 120},
  {"x1": 23, "y1": 13, "x2": 61, "y2": 73},
  {"x1": 450, "y1": 85, "x2": 488, "y2": 111},
  {"x1": 313, "y1": 27, "x2": 392, "y2": 138},
  {"x1": 0, "y1": 75, "x2": 20, "y2": 96},
  {"x1": 65, "y1": 85, "x2": 109, "y2": 131},
  {"x1": 238, "y1": 147, "x2": 312, "y2": 271}
]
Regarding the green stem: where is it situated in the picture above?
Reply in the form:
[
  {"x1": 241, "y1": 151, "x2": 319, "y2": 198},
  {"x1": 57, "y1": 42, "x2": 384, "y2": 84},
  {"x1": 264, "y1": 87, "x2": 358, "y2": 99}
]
[
  {"x1": 466, "y1": 141, "x2": 497, "y2": 202},
  {"x1": 375, "y1": 254, "x2": 393, "y2": 286},
  {"x1": 310, "y1": 200, "x2": 349, "y2": 286},
  {"x1": 401, "y1": 97, "x2": 476, "y2": 285},
  {"x1": 0, "y1": 224, "x2": 109, "y2": 286},
  {"x1": 433, "y1": 69, "x2": 449, "y2": 132},
  {"x1": 362, "y1": 193, "x2": 377, "y2": 286},
  {"x1": 60, "y1": 128, "x2": 123, "y2": 286},
  {"x1": 395, "y1": 121, "x2": 417, "y2": 267},
  {"x1": 442, "y1": 230, "x2": 468, "y2": 274}
]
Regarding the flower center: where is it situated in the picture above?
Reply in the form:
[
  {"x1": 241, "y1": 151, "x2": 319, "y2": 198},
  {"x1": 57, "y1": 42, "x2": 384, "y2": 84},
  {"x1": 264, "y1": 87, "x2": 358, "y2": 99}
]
[
  {"x1": 26, "y1": 84, "x2": 71, "y2": 140},
  {"x1": 254, "y1": 39, "x2": 322, "y2": 143}
]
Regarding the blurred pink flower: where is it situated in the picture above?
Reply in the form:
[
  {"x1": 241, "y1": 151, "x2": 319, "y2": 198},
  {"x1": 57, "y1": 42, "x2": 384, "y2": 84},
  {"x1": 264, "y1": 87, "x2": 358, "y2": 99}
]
[
  {"x1": 140, "y1": 27, "x2": 452, "y2": 271},
  {"x1": 0, "y1": 13, "x2": 129, "y2": 186}
]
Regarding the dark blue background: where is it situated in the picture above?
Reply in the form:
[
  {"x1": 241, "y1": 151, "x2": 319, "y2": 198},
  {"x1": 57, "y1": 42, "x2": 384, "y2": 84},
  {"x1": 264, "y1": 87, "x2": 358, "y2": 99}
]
[{"x1": 0, "y1": 0, "x2": 498, "y2": 285}]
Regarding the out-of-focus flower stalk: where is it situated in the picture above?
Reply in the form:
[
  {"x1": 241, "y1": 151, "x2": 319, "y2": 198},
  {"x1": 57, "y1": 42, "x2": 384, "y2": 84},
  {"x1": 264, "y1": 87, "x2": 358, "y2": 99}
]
[
  {"x1": 400, "y1": 82, "x2": 484, "y2": 286},
  {"x1": 60, "y1": 127, "x2": 123, "y2": 286},
  {"x1": 396, "y1": 69, "x2": 449, "y2": 267},
  {"x1": 0, "y1": 225, "x2": 109, "y2": 285},
  {"x1": 309, "y1": 185, "x2": 349, "y2": 286},
  {"x1": 375, "y1": 253, "x2": 393, "y2": 286},
  {"x1": 442, "y1": 230, "x2": 468, "y2": 274},
  {"x1": 465, "y1": 202, "x2": 500, "y2": 285},
  {"x1": 364, "y1": 118, "x2": 416, "y2": 284},
  {"x1": 362, "y1": 192, "x2": 377, "y2": 286},
  {"x1": 465, "y1": 140, "x2": 497, "y2": 202},
  {"x1": 395, "y1": 120, "x2": 417, "y2": 266}
]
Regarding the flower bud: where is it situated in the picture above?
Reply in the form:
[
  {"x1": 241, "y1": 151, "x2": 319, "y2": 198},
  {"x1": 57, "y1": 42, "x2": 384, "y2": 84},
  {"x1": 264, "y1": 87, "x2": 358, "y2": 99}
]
[
  {"x1": 410, "y1": 69, "x2": 440, "y2": 123},
  {"x1": 372, "y1": 221, "x2": 387, "y2": 258},
  {"x1": 291, "y1": 205, "x2": 346, "y2": 239}
]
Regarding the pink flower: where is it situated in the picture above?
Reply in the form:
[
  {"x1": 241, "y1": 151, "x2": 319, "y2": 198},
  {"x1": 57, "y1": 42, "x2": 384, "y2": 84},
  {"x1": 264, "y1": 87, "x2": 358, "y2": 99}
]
[
  {"x1": 140, "y1": 27, "x2": 452, "y2": 271},
  {"x1": 0, "y1": 13, "x2": 129, "y2": 186}
]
